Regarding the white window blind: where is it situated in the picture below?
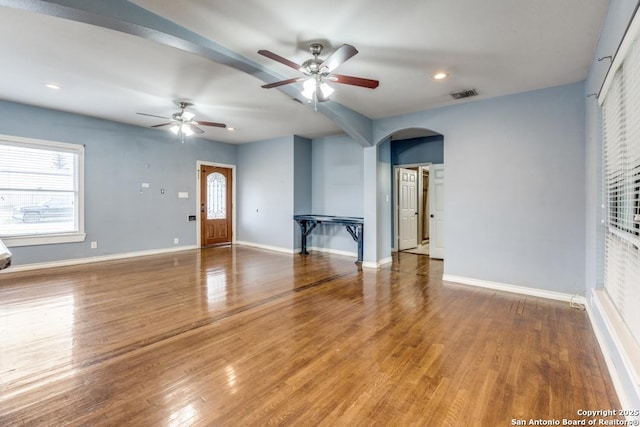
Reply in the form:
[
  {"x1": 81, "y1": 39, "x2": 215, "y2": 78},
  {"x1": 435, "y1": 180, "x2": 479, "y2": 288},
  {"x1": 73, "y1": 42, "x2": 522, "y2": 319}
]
[
  {"x1": 0, "y1": 135, "x2": 85, "y2": 247},
  {"x1": 601, "y1": 13, "x2": 640, "y2": 348}
]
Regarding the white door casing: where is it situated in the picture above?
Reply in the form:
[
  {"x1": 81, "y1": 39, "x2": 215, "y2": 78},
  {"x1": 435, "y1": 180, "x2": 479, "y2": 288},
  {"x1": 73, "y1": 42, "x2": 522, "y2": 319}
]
[
  {"x1": 429, "y1": 164, "x2": 444, "y2": 259},
  {"x1": 398, "y1": 168, "x2": 418, "y2": 250}
]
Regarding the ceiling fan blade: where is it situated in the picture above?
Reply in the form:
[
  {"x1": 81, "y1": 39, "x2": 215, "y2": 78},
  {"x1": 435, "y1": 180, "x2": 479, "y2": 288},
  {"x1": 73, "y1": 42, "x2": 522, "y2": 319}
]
[
  {"x1": 150, "y1": 122, "x2": 173, "y2": 128},
  {"x1": 330, "y1": 74, "x2": 380, "y2": 89},
  {"x1": 195, "y1": 121, "x2": 227, "y2": 128},
  {"x1": 137, "y1": 112, "x2": 172, "y2": 120},
  {"x1": 258, "y1": 49, "x2": 302, "y2": 70},
  {"x1": 261, "y1": 77, "x2": 304, "y2": 89},
  {"x1": 190, "y1": 124, "x2": 205, "y2": 134},
  {"x1": 320, "y1": 44, "x2": 358, "y2": 73}
]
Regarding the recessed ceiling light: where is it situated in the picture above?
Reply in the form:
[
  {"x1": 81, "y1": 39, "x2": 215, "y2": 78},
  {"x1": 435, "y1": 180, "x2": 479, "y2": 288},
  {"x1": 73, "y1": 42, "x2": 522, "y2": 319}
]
[
  {"x1": 45, "y1": 83, "x2": 61, "y2": 90},
  {"x1": 227, "y1": 127, "x2": 235, "y2": 131},
  {"x1": 432, "y1": 72, "x2": 448, "y2": 80}
]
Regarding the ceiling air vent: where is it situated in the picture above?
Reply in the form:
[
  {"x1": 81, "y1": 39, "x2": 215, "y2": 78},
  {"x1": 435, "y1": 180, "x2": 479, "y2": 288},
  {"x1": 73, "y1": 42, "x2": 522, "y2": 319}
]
[{"x1": 450, "y1": 89, "x2": 478, "y2": 100}]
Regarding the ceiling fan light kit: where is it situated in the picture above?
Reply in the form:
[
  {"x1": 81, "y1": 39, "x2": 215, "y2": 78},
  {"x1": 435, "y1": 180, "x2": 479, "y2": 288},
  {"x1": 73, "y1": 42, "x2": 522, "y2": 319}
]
[
  {"x1": 170, "y1": 123, "x2": 194, "y2": 138},
  {"x1": 301, "y1": 77, "x2": 334, "y2": 100},
  {"x1": 259, "y1": 42, "x2": 379, "y2": 108}
]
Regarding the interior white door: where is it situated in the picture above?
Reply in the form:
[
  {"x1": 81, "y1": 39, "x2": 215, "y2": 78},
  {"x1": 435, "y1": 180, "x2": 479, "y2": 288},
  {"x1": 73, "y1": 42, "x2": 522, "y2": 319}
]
[
  {"x1": 429, "y1": 164, "x2": 444, "y2": 259},
  {"x1": 398, "y1": 168, "x2": 418, "y2": 250}
]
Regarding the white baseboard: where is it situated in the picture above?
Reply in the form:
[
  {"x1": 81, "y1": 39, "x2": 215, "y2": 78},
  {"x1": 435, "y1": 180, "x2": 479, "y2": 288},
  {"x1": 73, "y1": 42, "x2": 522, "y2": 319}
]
[
  {"x1": 308, "y1": 247, "x2": 392, "y2": 269},
  {"x1": 587, "y1": 289, "x2": 640, "y2": 411},
  {"x1": 259, "y1": 244, "x2": 393, "y2": 269},
  {"x1": 362, "y1": 256, "x2": 393, "y2": 269},
  {"x1": 236, "y1": 243, "x2": 393, "y2": 269},
  {"x1": 234, "y1": 241, "x2": 297, "y2": 254},
  {"x1": 442, "y1": 274, "x2": 586, "y2": 304},
  {"x1": 378, "y1": 256, "x2": 393, "y2": 267},
  {"x1": 1, "y1": 245, "x2": 198, "y2": 274},
  {"x1": 309, "y1": 246, "x2": 357, "y2": 259}
]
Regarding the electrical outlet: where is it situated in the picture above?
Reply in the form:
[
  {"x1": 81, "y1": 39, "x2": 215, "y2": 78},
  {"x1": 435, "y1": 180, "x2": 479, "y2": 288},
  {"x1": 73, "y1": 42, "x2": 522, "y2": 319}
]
[
  {"x1": 90, "y1": 241, "x2": 97, "y2": 249},
  {"x1": 173, "y1": 238, "x2": 179, "y2": 245}
]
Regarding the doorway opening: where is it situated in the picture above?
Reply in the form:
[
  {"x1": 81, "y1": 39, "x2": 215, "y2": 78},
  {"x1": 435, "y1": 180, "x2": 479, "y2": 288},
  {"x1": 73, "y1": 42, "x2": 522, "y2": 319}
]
[{"x1": 394, "y1": 163, "x2": 443, "y2": 258}]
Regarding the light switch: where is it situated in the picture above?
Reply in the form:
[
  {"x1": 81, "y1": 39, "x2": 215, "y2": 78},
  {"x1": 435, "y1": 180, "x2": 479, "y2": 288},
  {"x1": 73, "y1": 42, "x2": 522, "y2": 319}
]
[{"x1": 178, "y1": 192, "x2": 189, "y2": 199}]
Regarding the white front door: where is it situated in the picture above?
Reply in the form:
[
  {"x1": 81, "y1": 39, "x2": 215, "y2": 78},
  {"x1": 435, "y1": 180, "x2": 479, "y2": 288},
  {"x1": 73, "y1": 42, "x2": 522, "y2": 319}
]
[
  {"x1": 398, "y1": 168, "x2": 418, "y2": 250},
  {"x1": 428, "y1": 164, "x2": 444, "y2": 259}
]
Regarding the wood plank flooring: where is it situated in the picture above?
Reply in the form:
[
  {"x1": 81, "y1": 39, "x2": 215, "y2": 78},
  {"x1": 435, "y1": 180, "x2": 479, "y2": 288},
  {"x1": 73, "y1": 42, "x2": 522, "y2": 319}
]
[{"x1": 0, "y1": 246, "x2": 621, "y2": 426}]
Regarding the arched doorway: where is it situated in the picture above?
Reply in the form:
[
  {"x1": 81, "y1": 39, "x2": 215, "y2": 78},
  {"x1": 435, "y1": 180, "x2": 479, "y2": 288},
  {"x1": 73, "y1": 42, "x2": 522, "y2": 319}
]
[{"x1": 388, "y1": 128, "x2": 444, "y2": 259}]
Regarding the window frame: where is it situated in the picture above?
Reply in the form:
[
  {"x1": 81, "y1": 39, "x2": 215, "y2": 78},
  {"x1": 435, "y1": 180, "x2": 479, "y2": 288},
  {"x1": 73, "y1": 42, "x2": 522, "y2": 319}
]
[
  {"x1": 0, "y1": 134, "x2": 85, "y2": 247},
  {"x1": 599, "y1": 8, "x2": 640, "y2": 349}
]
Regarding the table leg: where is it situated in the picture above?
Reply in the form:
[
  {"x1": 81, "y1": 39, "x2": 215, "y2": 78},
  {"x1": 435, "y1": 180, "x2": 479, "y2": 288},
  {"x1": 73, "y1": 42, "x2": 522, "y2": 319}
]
[
  {"x1": 299, "y1": 221, "x2": 309, "y2": 255},
  {"x1": 346, "y1": 224, "x2": 364, "y2": 264},
  {"x1": 356, "y1": 224, "x2": 363, "y2": 264}
]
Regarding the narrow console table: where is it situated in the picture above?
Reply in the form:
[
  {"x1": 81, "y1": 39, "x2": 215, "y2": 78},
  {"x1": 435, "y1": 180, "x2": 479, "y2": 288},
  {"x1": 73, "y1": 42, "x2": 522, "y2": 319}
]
[{"x1": 293, "y1": 215, "x2": 364, "y2": 264}]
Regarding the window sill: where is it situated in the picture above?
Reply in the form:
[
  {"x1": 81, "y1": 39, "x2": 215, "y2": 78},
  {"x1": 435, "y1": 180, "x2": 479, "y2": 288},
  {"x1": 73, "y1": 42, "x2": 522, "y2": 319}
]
[{"x1": 3, "y1": 232, "x2": 86, "y2": 247}]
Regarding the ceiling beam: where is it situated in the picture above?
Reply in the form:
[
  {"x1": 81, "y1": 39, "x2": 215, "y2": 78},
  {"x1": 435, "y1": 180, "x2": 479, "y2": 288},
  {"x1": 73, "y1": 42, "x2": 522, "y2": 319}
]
[{"x1": 0, "y1": 0, "x2": 374, "y2": 147}]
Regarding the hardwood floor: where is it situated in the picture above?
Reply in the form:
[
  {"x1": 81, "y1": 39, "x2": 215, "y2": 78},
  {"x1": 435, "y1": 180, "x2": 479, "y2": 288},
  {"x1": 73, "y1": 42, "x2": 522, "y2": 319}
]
[{"x1": 0, "y1": 247, "x2": 621, "y2": 426}]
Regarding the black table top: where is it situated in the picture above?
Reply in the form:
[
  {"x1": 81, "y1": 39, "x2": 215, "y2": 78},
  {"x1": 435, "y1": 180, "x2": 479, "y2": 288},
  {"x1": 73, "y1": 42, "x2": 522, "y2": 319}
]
[{"x1": 293, "y1": 214, "x2": 363, "y2": 224}]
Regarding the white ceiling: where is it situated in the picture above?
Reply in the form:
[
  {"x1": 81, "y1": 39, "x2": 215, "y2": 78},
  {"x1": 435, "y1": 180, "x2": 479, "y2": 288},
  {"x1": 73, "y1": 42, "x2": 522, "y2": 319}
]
[{"x1": 0, "y1": 1, "x2": 608, "y2": 144}]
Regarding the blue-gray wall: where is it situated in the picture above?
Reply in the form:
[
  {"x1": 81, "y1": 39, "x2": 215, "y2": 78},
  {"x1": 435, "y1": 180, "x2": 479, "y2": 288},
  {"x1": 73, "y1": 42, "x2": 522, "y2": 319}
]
[
  {"x1": 293, "y1": 136, "x2": 312, "y2": 216},
  {"x1": 310, "y1": 135, "x2": 364, "y2": 255},
  {"x1": 293, "y1": 136, "x2": 312, "y2": 247},
  {"x1": 0, "y1": 100, "x2": 236, "y2": 265},
  {"x1": 236, "y1": 135, "x2": 296, "y2": 250},
  {"x1": 311, "y1": 135, "x2": 364, "y2": 216},
  {"x1": 391, "y1": 135, "x2": 444, "y2": 166},
  {"x1": 377, "y1": 140, "x2": 392, "y2": 261},
  {"x1": 376, "y1": 82, "x2": 587, "y2": 295}
]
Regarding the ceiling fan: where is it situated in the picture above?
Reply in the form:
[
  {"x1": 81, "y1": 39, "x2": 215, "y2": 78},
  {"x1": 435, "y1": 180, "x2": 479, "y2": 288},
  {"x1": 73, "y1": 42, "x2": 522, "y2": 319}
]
[
  {"x1": 258, "y1": 43, "x2": 379, "y2": 106},
  {"x1": 136, "y1": 102, "x2": 226, "y2": 142}
]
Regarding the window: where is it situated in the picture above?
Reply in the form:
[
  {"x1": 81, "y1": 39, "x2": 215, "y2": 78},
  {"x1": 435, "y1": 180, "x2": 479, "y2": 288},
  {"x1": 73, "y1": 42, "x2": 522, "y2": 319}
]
[
  {"x1": 207, "y1": 172, "x2": 226, "y2": 220},
  {"x1": 0, "y1": 135, "x2": 85, "y2": 247},
  {"x1": 600, "y1": 13, "x2": 640, "y2": 347}
]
